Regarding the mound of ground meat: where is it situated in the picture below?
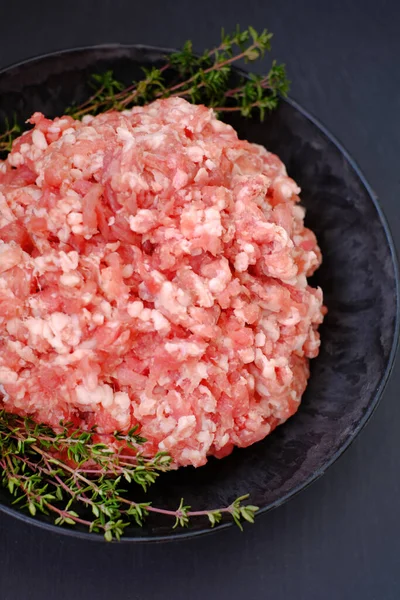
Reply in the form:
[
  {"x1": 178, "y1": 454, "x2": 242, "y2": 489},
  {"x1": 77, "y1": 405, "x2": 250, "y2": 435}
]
[{"x1": 0, "y1": 97, "x2": 324, "y2": 467}]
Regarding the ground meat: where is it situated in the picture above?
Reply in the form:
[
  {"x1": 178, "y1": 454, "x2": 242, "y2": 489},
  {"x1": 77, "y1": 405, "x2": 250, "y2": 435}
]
[{"x1": 0, "y1": 97, "x2": 325, "y2": 467}]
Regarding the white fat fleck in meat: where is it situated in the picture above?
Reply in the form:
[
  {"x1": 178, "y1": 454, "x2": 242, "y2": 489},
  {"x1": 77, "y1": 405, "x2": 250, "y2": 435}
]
[
  {"x1": 138, "y1": 282, "x2": 153, "y2": 302},
  {"x1": 20, "y1": 143, "x2": 30, "y2": 155},
  {"x1": 62, "y1": 127, "x2": 75, "y2": 136},
  {"x1": 8, "y1": 152, "x2": 24, "y2": 167},
  {"x1": 151, "y1": 310, "x2": 171, "y2": 333},
  {"x1": 63, "y1": 134, "x2": 76, "y2": 145},
  {"x1": 67, "y1": 212, "x2": 83, "y2": 226},
  {"x1": 72, "y1": 154, "x2": 85, "y2": 169},
  {"x1": 172, "y1": 168, "x2": 189, "y2": 190},
  {"x1": 0, "y1": 243, "x2": 23, "y2": 273},
  {"x1": 255, "y1": 331, "x2": 266, "y2": 347},
  {"x1": 296, "y1": 274, "x2": 308, "y2": 289},
  {"x1": 129, "y1": 209, "x2": 157, "y2": 233},
  {"x1": 100, "y1": 300, "x2": 113, "y2": 318},
  {"x1": 0, "y1": 193, "x2": 16, "y2": 228},
  {"x1": 155, "y1": 281, "x2": 188, "y2": 318},
  {"x1": 106, "y1": 242, "x2": 120, "y2": 252},
  {"x1": 48, "y1": 312, "x2": 70, "y2": 333},
  {"x1": 205, "y1": 159, "x2": 216, "y2": 170},
  {"x1": 255, "y1": 349, "x2": 276, "y2": 379},
  {"x1": 274, "y1": 175, "x2": 301, "y2": 199},
  {"x1": 110, "y1": 391, "x2": 131, "y2": 428},
  {"x1": 59, "y1": 251, "x2": 79, "y2": 272},
  {"x1": 203, "y1": 208, "x2": 222, "y2": 237},
  {"x1": 136, "y1": 392, "x2": 157, "y2": 417},
  {"x1": 159, "y1": 415, "x2": 197, "y2": 451},
  {"x1": 165, "y1": 340, "x2": 205, "y2": 359},
  {"x1": 92, "y1": 312, "x2": 105, "y2": 325},
  {"x1": 75, "y1": 383, "x2": 113, "y2": 408},
  {"x1": 127, "y1": 301, "x2": 144, "y2": 318},
  {"x1": 176, "y1": 415, "x2": 196, "y2": 435},
  {"x1": 279, "y1": 307, "x2": 301, "y2": 326},
  {"x1": 186, "y1": 146, "x2": 204, "y2": 162},
  {"x1": 192, "y1": 276, "x2": 214, "y2": 307},
  {"x1": 208, "y1": 263, "x2": 231, "y2": 294},
  {"x1": 198, "y1": 385, "x2": 216, "y2": 412},
  {"x1": 57, "y1": 224, "x2": 72, "y2": 242},
  {"x1": 194, "y1": 167, "x2": 208, "y2": 183},
  {"x1": 60, "y1": 273, "x2": 80, "y2": 287},
  {"x1": 0, "y1": 367, "x2": 18, "y2": 384},
  {"x1": 32, "y1": 129, "x2": 48, "y2": 150},
  {"x1": 238, "y1": 348, "x2": 255, "y2": 364},
  {"x1": 117, "y1": 127, "x2": 134, "y2": 143},
  {"x1": 0, "y1": 383, "x2": 10, "y2": 401},
  {"x1": 259, "y1": 317, "x2": 280, "y2": 342},
  {"x1": 234, "y1": 251, "x2": 249, "y2": 272},
  {"x1": 121, "y1": 264, "x2": 133, "y2": 278},
  {"x1": 81, "y1": 115, "x2": 94, "y2": 124},
  {"x1": 138, "y1": 307, "x2": 152, "y2": 321}
]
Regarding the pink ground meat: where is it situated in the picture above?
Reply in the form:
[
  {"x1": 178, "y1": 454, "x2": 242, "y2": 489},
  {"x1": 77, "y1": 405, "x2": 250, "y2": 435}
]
[{"x1": 0, "y1": 97, "x2": 324, "y2": 467}]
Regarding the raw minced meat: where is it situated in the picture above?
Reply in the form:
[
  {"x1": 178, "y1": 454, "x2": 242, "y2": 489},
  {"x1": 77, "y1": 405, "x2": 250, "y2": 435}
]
[{"x1": 0, "y1": 97, "x2": 325, "y2": 467}]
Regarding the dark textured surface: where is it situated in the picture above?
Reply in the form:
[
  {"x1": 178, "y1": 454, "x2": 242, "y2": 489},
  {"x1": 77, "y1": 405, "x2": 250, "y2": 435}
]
[
  {"x1": 0, "y1": 46, "x2": 398, "y2": 543},
  {"x1": 1, "y1": 0, "x2": 400, "y2": 597}
]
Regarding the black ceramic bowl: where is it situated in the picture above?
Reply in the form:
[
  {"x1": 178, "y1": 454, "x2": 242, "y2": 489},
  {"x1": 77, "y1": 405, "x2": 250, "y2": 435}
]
[{"x1": 0, "y1": 45, "x2": 398, "y2": 542}]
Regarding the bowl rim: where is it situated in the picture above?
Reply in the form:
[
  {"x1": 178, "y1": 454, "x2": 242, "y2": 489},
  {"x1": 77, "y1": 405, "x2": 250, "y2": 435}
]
[{"x1": 0, "y1": 43, "x2": 399, "y2": 544}]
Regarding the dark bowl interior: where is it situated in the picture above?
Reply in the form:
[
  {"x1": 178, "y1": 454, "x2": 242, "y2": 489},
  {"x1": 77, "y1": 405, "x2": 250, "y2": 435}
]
[{"x1": 0, "y1": 45, "x2": 398, "y2": 542}]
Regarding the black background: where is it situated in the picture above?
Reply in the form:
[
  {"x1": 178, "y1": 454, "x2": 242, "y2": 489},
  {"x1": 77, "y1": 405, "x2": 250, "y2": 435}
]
[{"x1": 1, "y1": 1, "x2": 399, "y2": 598}]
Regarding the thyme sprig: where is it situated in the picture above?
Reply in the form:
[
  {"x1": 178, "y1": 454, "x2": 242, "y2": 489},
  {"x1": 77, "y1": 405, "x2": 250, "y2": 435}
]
[
  {"x1": 0, "y1": 26, "x2": 289, "y2": 153},
  {"x1": 0, "y1": 411, "x2": 258, "y2": 540},
  {"x1": 0, "y1": 115, "x2": 21, "y2": 153},
  {"x1": 68, "y1": 25, "x2": 288, "y2": 118}
]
